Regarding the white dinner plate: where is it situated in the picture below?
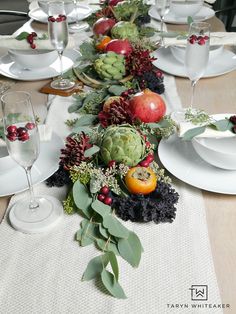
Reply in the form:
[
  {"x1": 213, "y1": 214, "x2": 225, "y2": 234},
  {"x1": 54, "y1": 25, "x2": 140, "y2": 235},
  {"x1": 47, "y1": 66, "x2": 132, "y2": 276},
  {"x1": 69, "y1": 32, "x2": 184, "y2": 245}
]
[
  {"x1": 0, "y1": 49, "x2": 80, "y2": 81},
  {"x1": 152, "y1": 47, "x2": 236, "y2": 78},
  {"x1": 159, "y1": 134, "x2": 236, "y2": 194},
  {"x1": 28, "y1": 4, "x2": 92, "y2": 24},
  {"x1": 149, "y1": 5, "x2": 215, "y2": 24},
  {"x1": 0, "y1": 132, "x2": 63, "y2": 197}
]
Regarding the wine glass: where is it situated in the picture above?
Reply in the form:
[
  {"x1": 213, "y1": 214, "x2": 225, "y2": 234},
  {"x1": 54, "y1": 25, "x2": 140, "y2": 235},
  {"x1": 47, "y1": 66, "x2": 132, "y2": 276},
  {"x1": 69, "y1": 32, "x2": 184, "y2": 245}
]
[
  {"x1": 1, "y1": 91, "x2": 63, "y2": 234},
  {"x1": 171, "y1": 22, "x2": 210, "y2": 122},
  {"x1": 69, "y1": 0, "x2": 88, "y2": 32},
  {"x1": 155, "y1": 0, "x2": 170, "y2": 46},
  {"x1": 48, "y1": 1, "x2": 75, "y2": 90}
]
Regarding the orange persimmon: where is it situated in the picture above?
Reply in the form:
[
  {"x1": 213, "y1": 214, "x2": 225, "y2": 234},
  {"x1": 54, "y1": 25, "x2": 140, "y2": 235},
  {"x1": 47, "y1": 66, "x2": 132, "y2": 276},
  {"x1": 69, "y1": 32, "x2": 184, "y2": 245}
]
[
  {"x1": 125, "y1": 166, "x2": 157, "y2": 195},
  {"x1": 95, "y1": 36, "x2": 112, "y2": 51}
]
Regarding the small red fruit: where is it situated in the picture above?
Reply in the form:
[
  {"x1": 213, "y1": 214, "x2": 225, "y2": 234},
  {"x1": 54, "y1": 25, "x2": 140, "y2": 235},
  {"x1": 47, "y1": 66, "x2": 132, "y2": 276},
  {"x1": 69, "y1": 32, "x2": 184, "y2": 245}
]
[
  {"x1": 189, "y1": 38, "x2": 195, "y2": 44},
  {"x1": 104, "y1": 196, "x2": 112, "y2": 205},
  {"x1": 17, "y1": 127, "x2": 28, "y2": 136},
  {"x1": 98, "y1": 194, "x2": 106, "y2": 202},
  {"x1": 19, "y1": 133, "x2": 29, "y2": 142},
  {"x1": 31, "y1": 44, "x2": 36, "y2": 49},
  {"x1": 25, "y1": 122, "x2": 36, "y2": 130},
  {"x1": 146, "y1": 154, "x2": 154, "y2": 163},
  {"x1": 198, "y1": 38, "x2": 205, "y2": 45},
  {"x1": 7, "y1": 125, "x2": 17, "y2": 134},
  {"x1": 6, "y1": 134, "x2": 17, "y2": 142},
  {"x1": 32, "y1": 32, "x2": 37, "y2": 37},
  {"x1": 108, "y1": 160, "x2": 116, "y2": 168},
  {"x1": 139, "y1": 160, "x2": 150, "y2": 167},
  {"x1": 100, "y1": 186, "x2": 109, "y2": 195}
]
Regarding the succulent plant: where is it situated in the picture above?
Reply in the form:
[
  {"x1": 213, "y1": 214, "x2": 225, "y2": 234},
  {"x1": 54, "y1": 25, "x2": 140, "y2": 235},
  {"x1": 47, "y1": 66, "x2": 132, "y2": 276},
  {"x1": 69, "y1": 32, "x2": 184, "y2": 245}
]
[
  {"x1": 94, "y1": 51, "x2": 126, "y2": 81},
  {"x1": 100, "y1": 124, "x2": 145, "y2": 166},
  {"x1": 111, "y1": 21, "x2": 139, "y2": 41}
]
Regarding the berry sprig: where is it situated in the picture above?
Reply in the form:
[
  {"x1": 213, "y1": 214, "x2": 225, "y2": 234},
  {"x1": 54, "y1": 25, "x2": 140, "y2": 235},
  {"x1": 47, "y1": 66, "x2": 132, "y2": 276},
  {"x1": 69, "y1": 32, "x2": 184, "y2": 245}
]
[
  {"x1": 97, "y1": 186, "x2": 113, "y2": 205},
  {"x1": 139, "y1": 153, "x2": 154, "y2": 167},
  {"x1": 189, "y1": 34, "x2": 209, "y2": 45},
  {"x1": 26, "y1": 32, "x2": 37, "y2": 49},
  {"x1": 229, "y1": 115, "x2": 236, "y2": 133},
  {"x1": 6, "y1": 123, "x2": 35, "y2": 142},
  {"x1": 48, "y1": 14, "x2": 67, "y2": 23}
]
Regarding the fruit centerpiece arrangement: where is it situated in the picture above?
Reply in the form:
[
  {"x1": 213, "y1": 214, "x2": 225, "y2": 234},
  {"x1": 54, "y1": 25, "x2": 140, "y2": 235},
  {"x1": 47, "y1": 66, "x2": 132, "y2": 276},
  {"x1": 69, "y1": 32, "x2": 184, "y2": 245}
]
[{"x1": 46, "y1": 0, "x2": 180, "y2": 299}]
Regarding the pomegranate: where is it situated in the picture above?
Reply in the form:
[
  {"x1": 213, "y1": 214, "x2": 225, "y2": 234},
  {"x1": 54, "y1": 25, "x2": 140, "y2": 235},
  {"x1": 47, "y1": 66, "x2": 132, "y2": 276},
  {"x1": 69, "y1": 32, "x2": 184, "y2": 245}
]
[
  {"x1": 105, "y1": 39, "x2": 133, "y2": 56},
  {"x1": 129, "y1": 89, "x2": 166, "y2": 123},
  {"x1": 92, "y1": 18, "x2": 116, "y2": 36}
]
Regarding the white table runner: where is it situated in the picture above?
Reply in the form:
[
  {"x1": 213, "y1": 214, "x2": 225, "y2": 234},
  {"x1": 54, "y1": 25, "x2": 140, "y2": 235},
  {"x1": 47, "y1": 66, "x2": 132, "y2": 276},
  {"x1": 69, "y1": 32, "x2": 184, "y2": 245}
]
[{"x1": 0, "y1": 75, "x2": 223, "y2": 313}]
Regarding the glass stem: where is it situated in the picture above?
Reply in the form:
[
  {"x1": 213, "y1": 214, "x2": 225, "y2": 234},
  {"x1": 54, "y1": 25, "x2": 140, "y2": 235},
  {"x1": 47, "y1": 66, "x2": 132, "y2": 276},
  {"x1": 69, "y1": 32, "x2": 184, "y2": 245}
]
[
  {"x1": 58, "y1": 50, "x2": 63, "y2": 79},
  {"x1": 25, "y1": 167, "x2": 39, "y2": 210},
  {"x1": 75, "y1": 0, "x2": 79, "y2": 26},
  {"x1": 160, "y1": 16, "x2": 164, "y2": 46},
  {"x1": 190, "y1": 80, "x2": 197, "y2": 108}
]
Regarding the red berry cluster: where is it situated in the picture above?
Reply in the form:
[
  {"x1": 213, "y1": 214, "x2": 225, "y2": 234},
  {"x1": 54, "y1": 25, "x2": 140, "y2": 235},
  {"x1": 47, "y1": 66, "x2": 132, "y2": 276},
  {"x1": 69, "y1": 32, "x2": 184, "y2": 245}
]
[
  {"x1": 121, "y1": 88, "x2": 135, "y2": 98},
  {"x1": 48, "y1": 14, "x2": 67, "y2": 23},
  {"x1": 229, "y1": 115, "x2": 236, "y2": 133},
  {"x1": 6, "y1": 123, "x2": 35, "y2": 142},
  {"x1": 139, "y1": 153, "x2": 154, "y2": 167},
  {"x1": 27, "y1": 32, "x2": 37, "y2": 49},
  {"x1": 189, "y1": 34, "x2": 209, "y2": 45},
  {"x1": 97, "y1": 186, "x2": 112, "y2": 205}
]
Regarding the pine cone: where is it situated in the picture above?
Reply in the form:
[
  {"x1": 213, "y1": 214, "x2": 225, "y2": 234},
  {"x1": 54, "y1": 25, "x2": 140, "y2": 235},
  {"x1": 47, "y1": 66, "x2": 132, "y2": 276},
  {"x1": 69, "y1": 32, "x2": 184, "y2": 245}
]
[
  {"x1": 98, "y1": 98, "x2": 135, "y2": 127},
  {"x1": 60, "y1": 133, "x2": 92, "y2": 170}
]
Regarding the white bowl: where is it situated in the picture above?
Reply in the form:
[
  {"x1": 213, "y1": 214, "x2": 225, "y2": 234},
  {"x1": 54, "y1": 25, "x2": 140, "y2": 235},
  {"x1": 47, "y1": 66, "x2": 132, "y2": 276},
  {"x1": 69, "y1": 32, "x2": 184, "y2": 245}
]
[
  {"x1": 38, "y1": 0, "x2": 74, "y2": 15},
  {"x1": 170, "y1": 0, "x2": 203, "y2": 18},
  {"x1": 192, "y1": 129, "x2": 236, "y2": 170},
  {"x1": 170, "y1": 45, "x2": 224, "y2": 64},
  {"x1": 8, "y1": 49, "x2": 58, "y2": 70},
  {"x1": 0, "y1": 146, "x2": 18, "y2": 174}
]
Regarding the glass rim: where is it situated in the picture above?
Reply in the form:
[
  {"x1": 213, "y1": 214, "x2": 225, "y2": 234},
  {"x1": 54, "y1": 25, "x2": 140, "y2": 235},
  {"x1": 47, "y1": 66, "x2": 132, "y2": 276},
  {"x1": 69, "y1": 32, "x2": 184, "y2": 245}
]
[{"x1": 1, "y1": 91, "x2": 31, "y2": 105}]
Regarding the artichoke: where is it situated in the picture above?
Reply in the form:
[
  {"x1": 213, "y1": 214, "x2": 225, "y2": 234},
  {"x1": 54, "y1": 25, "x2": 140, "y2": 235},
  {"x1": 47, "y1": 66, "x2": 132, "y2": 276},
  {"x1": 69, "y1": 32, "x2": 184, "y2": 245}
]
[
  {"x1": 94, "y1": 52, "x2": 126, "y2": 81},
  {"x1": 100, "y1": 125, "x2": 145, "y2": 166},
  {"x1": 111, "y1": 21, "x2": 139, "y2": 41}
]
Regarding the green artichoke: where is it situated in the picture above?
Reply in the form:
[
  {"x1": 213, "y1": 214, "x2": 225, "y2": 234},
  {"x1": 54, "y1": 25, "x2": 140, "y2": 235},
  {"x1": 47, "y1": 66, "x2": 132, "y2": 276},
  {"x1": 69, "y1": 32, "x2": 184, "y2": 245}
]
[
  {"x1": 100, "y1": 125, "x2": 145, "y2": 167},
  {"x1": 111, "y1": 21, "x2": 139, "y2": 41},
  {"x1": 94, "y1": 52, "x2": 126, "y2": 81}
]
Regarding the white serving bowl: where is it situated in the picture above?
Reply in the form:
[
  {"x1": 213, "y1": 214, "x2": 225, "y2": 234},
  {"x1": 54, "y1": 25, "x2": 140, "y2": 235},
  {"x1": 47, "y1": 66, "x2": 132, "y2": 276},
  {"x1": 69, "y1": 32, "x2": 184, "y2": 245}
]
[
  {"x1": 192, "y1": 135, "x2": 236, "y2": 170},
  {"x1": 170, "y1": 45, "x2": 224, "y2": 64},
  {"x1": 170, "y1": 0, "x2": 203, "y2": 18},
  {"x1": 0, "y1": 145, "x2": 18, "y2": 174},
  {"x1": 38, "y1": 0, "x2": 74, "y2": 15},
  {"x1": 8, "y1": 49, "x2": 58, "y2": 70}
]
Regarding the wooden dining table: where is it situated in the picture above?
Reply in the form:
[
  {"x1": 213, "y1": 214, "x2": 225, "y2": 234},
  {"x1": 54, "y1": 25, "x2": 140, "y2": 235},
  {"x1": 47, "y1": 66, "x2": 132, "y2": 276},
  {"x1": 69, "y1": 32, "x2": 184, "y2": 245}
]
[{"x1": 0, "y1": 12, "x2": 236, "y2": 313}]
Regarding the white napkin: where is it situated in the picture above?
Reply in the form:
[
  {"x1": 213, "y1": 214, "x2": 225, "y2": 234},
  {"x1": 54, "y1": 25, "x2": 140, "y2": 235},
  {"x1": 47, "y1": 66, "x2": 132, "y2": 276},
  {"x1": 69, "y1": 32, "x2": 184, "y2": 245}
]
[
  {"x1": 164, "y1": 32, "x2": 236, "y2": 47},
  {"x1": 178, "y1": 121, "x2": 236, "y2": 138}
]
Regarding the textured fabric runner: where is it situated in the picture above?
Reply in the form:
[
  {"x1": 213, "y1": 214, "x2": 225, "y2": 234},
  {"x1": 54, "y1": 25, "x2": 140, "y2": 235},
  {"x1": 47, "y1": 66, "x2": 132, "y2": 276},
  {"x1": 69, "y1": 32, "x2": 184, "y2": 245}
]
[{"x1": 0, "y1": 75, "x2": 223, "y2": 313}]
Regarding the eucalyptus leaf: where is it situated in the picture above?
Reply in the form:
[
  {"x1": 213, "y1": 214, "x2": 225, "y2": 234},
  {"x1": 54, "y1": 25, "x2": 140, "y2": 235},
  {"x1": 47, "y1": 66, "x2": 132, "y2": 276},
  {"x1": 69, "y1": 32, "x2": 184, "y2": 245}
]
[
  {"x1": 84, "y1": 145, "x2": 100, "y2": 158},
  {"x1": 108, "y1": 251, "x2": 119, "y2": 281},
  {"x1": 211, "y1": 119, "x2": 233, "y2": 132},
  {"x1": 103, "y1": 215, "x2": 129, "y2": 239},
  {"x1": 118, "y1": 231, "x2": 142, "y2": 268},
  {"x1": 108, "y1": 85, "x2": 127, "y2": 96},
  {"x1": 82, "y1": 254, "x2": 109, "y2": 281},
  {"x1": 96, "y1": 238, "x2": 120, "y2": 256},
  {"x1": 99, "y1": 223, "x2": 109, "y2": 239},
  {"x1": 187, "y1": 16, "x2": 194, "y2": 25},
  {"x1": 72, "y1": 180, "x2": 92, "y2": 218},
  {"x1": 15, "y1": 31, "x2": 29, "y2": 40},
  {"x1": 91, "y1": 200, "x2": 112, "y2": 218},
  {"x1": 74, "y1": 114, "x2": 97, "y2": 127},
  {"x1": 101, "y1": 269, "x2": 126, "y2": 299},
  {"x1": 182, "y1": 126, "x2": 206, "y2": 141},
  {"x1": 68, "y1": 101, "x2": 83, "y2": 113}
]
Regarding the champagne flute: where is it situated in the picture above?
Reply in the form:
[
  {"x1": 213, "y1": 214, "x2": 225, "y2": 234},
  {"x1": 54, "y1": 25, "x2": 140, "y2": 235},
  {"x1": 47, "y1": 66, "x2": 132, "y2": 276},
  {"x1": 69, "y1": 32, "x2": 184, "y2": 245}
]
[
  {"x1": 1, "y1": 91, "x2": 63, "y2": 234},
  {"x1": 171, "y1": 22, "x2": 210, "y2": 122},
  {"x1": 69, "y1": 0, "x2": 88, "y2": 32},
  {"x1": 155, "y1": 0, "x2": 170, "y2": 46},
  {"x1": 185, "y1": 22, "x2": 210, "y2": 108},
  {"x1": 48, "y1": 1, "x2": 75, "y2": 90}
]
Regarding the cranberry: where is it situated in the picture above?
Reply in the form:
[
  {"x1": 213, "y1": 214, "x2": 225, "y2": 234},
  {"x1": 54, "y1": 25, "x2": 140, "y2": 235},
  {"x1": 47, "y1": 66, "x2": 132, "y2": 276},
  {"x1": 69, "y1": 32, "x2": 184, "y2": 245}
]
[
  {"x1": 104, "y1": 196, "x2": 112, "y2": 205},
  {"x1": 7, "y1": 125, "x2": 17, "y2": 134},
  {"x1": 198, "y1": 38, "x2": 205, "y2": 45},
  {"x1": 229, "y1": 115, "x2": 236, "y2": 125},
  {"x1": 17, "y1": 127, "x2": 28, "y2": 136},
  {"x1": 100, "y1": 186, "x2": 109, "y2": 195},
  {"x1": 32, "y1": 32, "x2": 37, "y2": 37},
  {"x1": 121, "y1": 91, "x2": 129, "y2": 97},
  {"x1": 190, "y1": 34, "x2": 197, "y2": 41},
  {"x1": 60, "y1": 15, "x2": 66, "y2": 21},
  {"x1": 204, "y1": 35, "x2": 209, "y2": 41},
  {"x1": 6, "y1": 134, "x2": 17, "y2": 141},
  {"x1": 98, "y1": 194, "x2": 106, "y2": 202},
  {"x1": 48, "y1": 16, "x2": 55, "y2": 22},
  {"x1": 232, "y1": 125, "x2": 236, "y2": 134},
  {"x1": 27, "y1": 36, "x2": 33, "y2": 44},
  {"x1": 189, "y1": 38, "x2": 195, "y2": 44},
  {"x1": 146, "y1": 154, "x2": 154, "y2": 163},
  {"x1": 19, "y1": 133, "x2": 29, "y2": 142},
  {"x1": 108, "y1": 160, "x2": 116, "y2": 168},
  {"x1": 25, "y1": 122, "x2": 36, "y2": 130},
  {"x1": 139, "y1": 160, "x2": 150, "y2": 167},
  {"x1": 30, "y1": 44, "x2": 36, "y2": 49},
  {"x1": 145, "y1": 141, "x2": 151, "y2": 148},
  {"x1": 128, "y1": 88, "x2": 135, "y2": 94}
]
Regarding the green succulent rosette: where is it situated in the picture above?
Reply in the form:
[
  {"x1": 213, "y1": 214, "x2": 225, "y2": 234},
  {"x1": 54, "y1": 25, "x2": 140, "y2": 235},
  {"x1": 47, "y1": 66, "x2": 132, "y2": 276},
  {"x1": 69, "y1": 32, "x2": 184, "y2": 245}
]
[{"x1": 100, "y1": 124, "x2": 146, "y2": 166}]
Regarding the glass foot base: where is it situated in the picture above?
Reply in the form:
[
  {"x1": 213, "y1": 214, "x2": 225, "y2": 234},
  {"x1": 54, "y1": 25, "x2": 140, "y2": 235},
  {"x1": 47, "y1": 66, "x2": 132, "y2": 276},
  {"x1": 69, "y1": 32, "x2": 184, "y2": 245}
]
[
  {"x1": 51, "y1": 79, "x2": 75, "y2": 90},
  {"x1": 9, "y1": 196, "x2": 63, "y2": 234}
]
